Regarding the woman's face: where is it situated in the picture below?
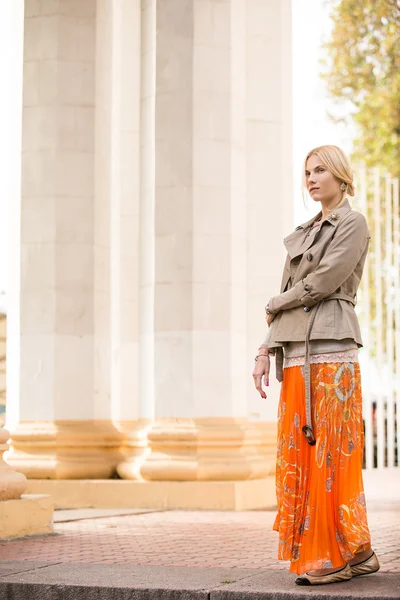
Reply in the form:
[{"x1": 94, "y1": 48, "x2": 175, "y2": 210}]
[{"x1": 305, "y1": 154, "x2": 342, "y2": 203}]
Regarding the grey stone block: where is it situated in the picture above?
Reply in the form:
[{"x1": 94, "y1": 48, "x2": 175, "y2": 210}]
[
  {"x1": 0, "y1": 563, "x2": 398, "y2": 600},
  {"x1": 0, "y1": 563, "x2": 255, "y2": 600},
  {"x1": 53, "y1": 508, "x2": 160, "y2": 523},
  {"x1": 0, "y1": 561, "x2": 57, "y2": 578},
  {"x1": 211, "y1": 570, "x2": 400, "y2": 600}
]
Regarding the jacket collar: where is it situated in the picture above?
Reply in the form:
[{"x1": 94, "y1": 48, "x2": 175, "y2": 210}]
[
  {"x1": 284, "y1": 198, "x2": 352, "y2": 259},
  {"x1": 296, "y1": 198, "x2": 352, "y2": 230}
]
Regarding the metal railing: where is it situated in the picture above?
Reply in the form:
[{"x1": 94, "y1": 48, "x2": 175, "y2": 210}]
[{"x1": 356, "y1": 165, "x2": 399, "y2": 469}]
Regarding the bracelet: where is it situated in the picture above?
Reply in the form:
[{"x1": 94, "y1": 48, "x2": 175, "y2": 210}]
[
  {"x1": 265, "y1": 304, "x2": 275, "y2": 316},
  {"x1": 254, "y1": 354, "x2": 269, "y2": 361}
]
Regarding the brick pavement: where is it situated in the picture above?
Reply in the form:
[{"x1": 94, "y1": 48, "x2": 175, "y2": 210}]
[{"x1": 0, "y1": 508, "x2": 399, "y2": 573}]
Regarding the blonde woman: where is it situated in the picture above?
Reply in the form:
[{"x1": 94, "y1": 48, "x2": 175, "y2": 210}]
[{"x1": 253, "y1": 145, "x2": 379, "y2": 585}]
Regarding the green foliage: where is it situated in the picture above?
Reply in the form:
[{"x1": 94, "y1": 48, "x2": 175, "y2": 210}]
[{"x1": 322, "y1": 0, "x2": 400, "y2": 176}]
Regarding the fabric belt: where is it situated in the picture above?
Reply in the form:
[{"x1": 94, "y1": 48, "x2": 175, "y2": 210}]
[{"x1": 274, "y1": 292, "x2": 356, "y2": 445}]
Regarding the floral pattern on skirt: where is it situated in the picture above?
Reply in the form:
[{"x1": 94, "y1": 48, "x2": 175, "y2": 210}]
[{"x1": 273, "y1": 361, "x2": 371, "y2": 574}]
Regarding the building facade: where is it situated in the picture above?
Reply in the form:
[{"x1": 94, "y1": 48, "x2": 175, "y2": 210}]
[{"x1": 4, "y1": 0, "x2": 293, "y2": 508}]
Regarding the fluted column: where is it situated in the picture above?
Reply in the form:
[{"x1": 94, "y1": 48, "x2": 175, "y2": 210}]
[
  {"x1": 6, "y1": 0, "x2": 122, "y2": 478},
  {"x1": 7, "y1": 0, "x2": 293, "y2": 490},
  {"x1": 93, "y1": 0, "x2": 146, "y2": 480},
  {"x1": 130, "y1": 0, "x2": 281, "y2": 481},
  {"x1": 246, "y1": 0, "x2": 293, "y2": 419}
]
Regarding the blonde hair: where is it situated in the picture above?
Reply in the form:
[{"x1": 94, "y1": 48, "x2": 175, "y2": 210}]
[{"x1": 303, "y1": 145, "x2": 355, "y2": 202}]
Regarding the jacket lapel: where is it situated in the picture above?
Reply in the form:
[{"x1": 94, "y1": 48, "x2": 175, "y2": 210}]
[
  {"x1": 283, "y1": 199, "x2": 352, "y2": 259},
  {"x1": 283, "y1": 213, "x2": 321, "y2": 259}
]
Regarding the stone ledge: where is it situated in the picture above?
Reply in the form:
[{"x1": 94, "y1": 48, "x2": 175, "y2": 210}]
[
  {"x1": 25, "y1": 478, "x2": 276, "y2": 510},
  {"x1": 0, "y1": 495, "x2": 53, "y2": 540},
  {"x1": 0, "y1": 562, "x2": 397, "y2": 600}
]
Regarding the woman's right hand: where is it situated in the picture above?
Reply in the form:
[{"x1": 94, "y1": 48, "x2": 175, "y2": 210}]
[
  {"x1": 266, "y1": 313, "x2": 276, "y2": 327},
  {"x1": 252, "y1": 354, "x2": 270, "y2": 399}
]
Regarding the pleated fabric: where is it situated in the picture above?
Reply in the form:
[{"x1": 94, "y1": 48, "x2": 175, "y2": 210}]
[{"x1": 273, "y1": 362, "x2": 371, "y2": 575}]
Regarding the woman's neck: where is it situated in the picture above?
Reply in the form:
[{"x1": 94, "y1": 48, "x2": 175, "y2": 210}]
[{"x1": 320, "y1": 195, "x2": 345, "y2": 220}]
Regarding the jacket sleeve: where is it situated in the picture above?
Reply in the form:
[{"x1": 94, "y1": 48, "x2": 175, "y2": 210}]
[
  {"x1": 268, "y1": 211, "x2": 370, "y2": 312},
  {"x1": 259, "y1": 328, "x2": 271, "y2": 348},
  {"x1": 258, "y1": 328, "x2": 277, "y2": 355}
]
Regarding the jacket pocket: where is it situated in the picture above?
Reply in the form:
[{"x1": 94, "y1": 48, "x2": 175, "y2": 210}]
[
  {"x1": 312, "y1": 300, "x2": 336, "y2": 333},
  {"x1": 272, "y1": 305, "x2": 309, "y2": 341}
]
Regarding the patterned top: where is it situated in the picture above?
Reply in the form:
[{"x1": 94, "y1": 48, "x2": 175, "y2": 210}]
[
  {"x1": 283, "y1": 338, "x2": 358, "y2": 368},
  {"x1": 284, "y1": 348, "x2": 359, "y2": 368}
]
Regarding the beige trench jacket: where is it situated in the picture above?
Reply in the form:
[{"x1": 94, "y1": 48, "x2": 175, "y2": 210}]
[{"x1": 263, "y1": 199, "x2": 370, "y2": 350}]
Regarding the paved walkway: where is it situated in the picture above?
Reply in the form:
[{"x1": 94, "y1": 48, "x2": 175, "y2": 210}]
[
  {"x1": 1, "y1": 468, "x2": 399, "y2": 598},
  {"x1": 0, "y1": 505, "x2": 399, "y2": 599},
  {"x1": 0, "y1": 508, "x2": 399, "y2": 572}
]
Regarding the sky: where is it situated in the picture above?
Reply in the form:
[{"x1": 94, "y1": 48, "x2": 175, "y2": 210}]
[
  {"x1": 292, "y1": 0, "x2": 356, "y2": 223},
  {"x1": 0, "y1": 0, "x2": 356, "y2": 296}
]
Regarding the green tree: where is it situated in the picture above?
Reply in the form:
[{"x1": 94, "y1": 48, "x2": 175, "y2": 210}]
[{"x1": 322, "y1": 0, "x2": 400, "y2": 176}]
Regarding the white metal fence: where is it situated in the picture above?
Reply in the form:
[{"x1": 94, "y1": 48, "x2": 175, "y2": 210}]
[{"x1": 356, "y1": 165, "x2": 400, "y2": 469}]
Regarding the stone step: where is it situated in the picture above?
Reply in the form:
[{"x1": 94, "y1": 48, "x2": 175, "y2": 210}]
[
  {"x1": 0, "y1": 562, "x2": 398, "y2": 600},
  {"x1": 0, "y1": 494, "x2": 53, "y2": 539}
]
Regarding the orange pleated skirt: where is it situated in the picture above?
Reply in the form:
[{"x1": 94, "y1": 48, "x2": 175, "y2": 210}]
[{"x1": 273, "y1": 361, "x2": 371, "y2": 575}]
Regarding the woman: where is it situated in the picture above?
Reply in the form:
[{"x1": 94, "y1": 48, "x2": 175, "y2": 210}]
[{"x1": 253, "y1": 145, "x2": 380, "y2": 585}]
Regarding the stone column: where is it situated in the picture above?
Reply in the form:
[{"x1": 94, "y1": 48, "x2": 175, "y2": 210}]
[
  {"x1": 6, "y1": 0, "x2": 121, "y2": 478},
  {"x1": 7, "y1": 0, "x2": 292, "y2": 499},
  {"x1": 126, "y1": 0, "x2": 281, "y2": 482},
  {"x1": 94, "y1": 0, "x2": 146, "y2": 480},
  {"x1": 246, "y1": 0, "x2": 293, "y2": 420}
]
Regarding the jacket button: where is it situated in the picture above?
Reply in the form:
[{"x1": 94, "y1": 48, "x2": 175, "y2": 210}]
[
  {"x1": 304, "y1": 284, "x2": 311, "y2": 291},
  {"x1": 307, "y1": 253, "x2": 313, "y2": 261},
  {"x1": 304, "y1": 306, "x2": 311, "y2": 312}
]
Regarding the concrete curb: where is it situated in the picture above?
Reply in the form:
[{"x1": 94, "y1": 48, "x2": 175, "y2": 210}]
[{"x1": 0, "y1": 562, "x2": 398, "y2": 600}]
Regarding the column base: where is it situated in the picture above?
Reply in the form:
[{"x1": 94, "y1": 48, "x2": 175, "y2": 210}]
[
  {"x1": 0, "y1": 427, "x2": 27, "y2": 499},
  {"x1": 0, "y1": 494, "x2": 53, "y2": 539},
  {"x1": 115, "y1": 419, "x2": 151, "y2": 480},
  {"x1": 140, "y1": 418, "x2": 277, "y2": 481},
  {"x1": 25, "y1": 477, "x2": 276, "y2": 510},
  {"x1": 6, "y1": 421, "x2": 124, "y2": 479}
]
